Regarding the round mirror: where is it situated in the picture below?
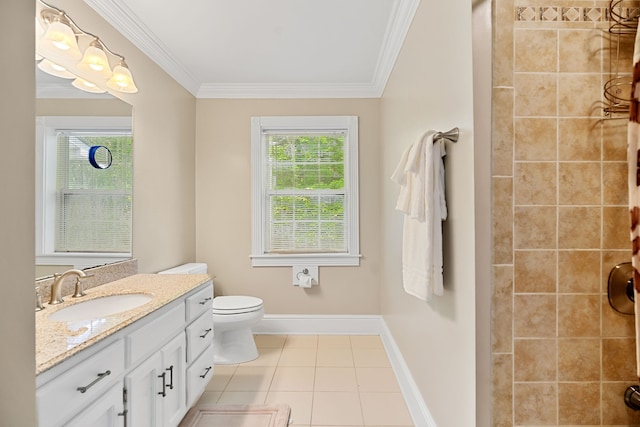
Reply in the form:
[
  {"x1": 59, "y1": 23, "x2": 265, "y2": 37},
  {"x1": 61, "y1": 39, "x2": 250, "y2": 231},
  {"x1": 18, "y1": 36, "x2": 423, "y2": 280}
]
[{"x1": 88, "y1": 145, "x2": 112, "y2": 169}]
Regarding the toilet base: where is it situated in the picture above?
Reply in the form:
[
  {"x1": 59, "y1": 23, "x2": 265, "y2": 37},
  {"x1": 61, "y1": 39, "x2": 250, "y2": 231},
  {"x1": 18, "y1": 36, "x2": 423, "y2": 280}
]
[{"x1": 213, "y1": 327, "x2": 259, "y2": 364}]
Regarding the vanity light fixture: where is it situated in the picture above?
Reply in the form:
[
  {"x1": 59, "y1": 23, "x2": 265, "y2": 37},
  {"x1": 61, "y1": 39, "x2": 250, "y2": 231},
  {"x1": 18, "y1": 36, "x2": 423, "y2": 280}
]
[
  {"x1": 37, "y1": 58, "x2": 75, "y2": 79},
  {"x1": 35, "y1": 0, "x2": 138, "y2": 94}
]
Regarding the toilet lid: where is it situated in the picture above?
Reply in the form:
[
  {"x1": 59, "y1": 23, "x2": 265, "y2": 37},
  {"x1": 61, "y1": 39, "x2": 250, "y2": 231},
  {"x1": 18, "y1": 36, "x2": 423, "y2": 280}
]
[{"x1": 212, "y1": 296, "x2": 263, "y2": 314}]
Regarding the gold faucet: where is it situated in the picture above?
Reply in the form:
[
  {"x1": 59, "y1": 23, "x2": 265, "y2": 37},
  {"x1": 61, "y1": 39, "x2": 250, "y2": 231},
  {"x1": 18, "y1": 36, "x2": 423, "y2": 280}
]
[{"x1": 49, "y1": 269, "x2": 87, "y2": 305}]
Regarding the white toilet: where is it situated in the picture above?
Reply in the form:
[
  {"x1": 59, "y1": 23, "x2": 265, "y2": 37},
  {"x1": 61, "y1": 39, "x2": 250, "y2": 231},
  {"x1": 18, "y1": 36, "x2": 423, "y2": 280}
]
[{"x1": 157, "y1": 263, "x2": 264, "y2": 365}]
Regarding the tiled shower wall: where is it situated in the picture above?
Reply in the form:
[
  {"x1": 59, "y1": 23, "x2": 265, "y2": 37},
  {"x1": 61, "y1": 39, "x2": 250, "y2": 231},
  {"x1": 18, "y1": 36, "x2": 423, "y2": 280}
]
[{"x1": 492, "y1": 0, "x2": 640, "y2": 425}]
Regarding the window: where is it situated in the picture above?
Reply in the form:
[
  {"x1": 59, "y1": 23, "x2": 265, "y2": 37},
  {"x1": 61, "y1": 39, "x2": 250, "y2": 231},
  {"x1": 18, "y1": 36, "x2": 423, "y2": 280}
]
[
  {"x1": 251, "y1": 116, "x2": 360, "y2": 266},
  {"x1": 36, "y1": 116, "x2": 132, "y2": 268}
]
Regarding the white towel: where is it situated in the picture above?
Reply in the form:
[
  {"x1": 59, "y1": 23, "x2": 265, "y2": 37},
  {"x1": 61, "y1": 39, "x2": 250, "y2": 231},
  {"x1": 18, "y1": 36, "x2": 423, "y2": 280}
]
[{"x1": 391, "y1": 131, "x2": 447, "y2": 301}]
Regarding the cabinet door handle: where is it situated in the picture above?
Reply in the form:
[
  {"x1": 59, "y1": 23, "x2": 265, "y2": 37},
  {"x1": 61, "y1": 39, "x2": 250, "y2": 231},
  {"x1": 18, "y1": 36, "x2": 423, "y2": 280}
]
[
  {"x1": 199, "y1": 297, "x2": 212, "y2": 305},
  {"x1": 199, "y1": 366, "x2": 212, "y2": 379},
  {"x1": 117, "y1": 409, "x2": 128, "y2": 427},
  {"x1": 77, "y1": 370, "x2": 111, "y2": 393},
  {"x1": 199, "y1": 328, "x2": 212, "y2": 339},
  {"x1": 158, "y1": 372, "x2": 167, "y2": 397},
  {"x1": 166, "y1": 365, "x2": 174, "y2": 390}
]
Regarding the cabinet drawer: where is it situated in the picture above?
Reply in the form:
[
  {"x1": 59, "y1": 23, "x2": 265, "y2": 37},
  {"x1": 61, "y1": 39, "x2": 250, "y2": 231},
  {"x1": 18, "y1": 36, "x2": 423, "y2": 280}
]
[
  {"x1": 186, "y1": 311, "x2": 214, "y2": 363},
  {"x1": 126, "y1": 302, "x2": 185, "y2": 366},
  {"x1": 37, "y1": 339, "x2": 125, "y2": 427},
  {"x1": 186, "y1": 282, "x2": 213, "y2": 321},
  {"x1": 186, "y1": 344, "x2": 214, "y2": 407}
]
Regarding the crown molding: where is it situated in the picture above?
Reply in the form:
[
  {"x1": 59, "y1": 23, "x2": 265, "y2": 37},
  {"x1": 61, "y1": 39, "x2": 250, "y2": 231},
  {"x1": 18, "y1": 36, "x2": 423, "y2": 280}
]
[
  {"x1": 84, "y1": 0, "x2": 419, "y2": 99},
  {"x1": 84, "y1": 0, "x2": 201, "y2": 96},
  {"x1": 197, "y1": 82, "x2": 381, "y2": 99},
  {"x1": 371, "y1": 0, "x2": 420, "y2": 97}
]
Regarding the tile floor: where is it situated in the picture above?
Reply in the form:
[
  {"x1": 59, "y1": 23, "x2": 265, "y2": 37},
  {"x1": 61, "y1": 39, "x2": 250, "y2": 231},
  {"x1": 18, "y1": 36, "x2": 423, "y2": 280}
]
[{"x1": 196, "y1": 334, "x2": 415, "y2": 427}]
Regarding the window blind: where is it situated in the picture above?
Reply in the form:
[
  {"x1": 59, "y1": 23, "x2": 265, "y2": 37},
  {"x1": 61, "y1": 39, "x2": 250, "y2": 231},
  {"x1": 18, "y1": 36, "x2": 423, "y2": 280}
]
[
  {"x1": 263, "y1": 131, "x2": 347, "y2": 253},
  {"x1": 55, "y1": 131, "x2": 132, "y2": 253}
]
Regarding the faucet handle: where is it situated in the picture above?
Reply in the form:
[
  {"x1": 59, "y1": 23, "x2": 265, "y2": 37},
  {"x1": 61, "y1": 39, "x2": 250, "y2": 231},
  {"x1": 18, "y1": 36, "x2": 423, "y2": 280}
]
[
  {"x1": 72, "y1": 276, "x2": 87, "y2": 298},
  {"x1": 35, "y1": 287, "x2": 45, "y2": 312},
  {"x1": 71, "y1": 273, "x2": 95, "y2": 298}
]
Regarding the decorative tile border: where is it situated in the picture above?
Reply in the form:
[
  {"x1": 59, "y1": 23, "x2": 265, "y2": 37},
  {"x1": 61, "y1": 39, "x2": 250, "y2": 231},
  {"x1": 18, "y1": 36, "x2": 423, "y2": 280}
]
[{"x1": 515, "y1": 6, "x2": 638, "y2": 22}]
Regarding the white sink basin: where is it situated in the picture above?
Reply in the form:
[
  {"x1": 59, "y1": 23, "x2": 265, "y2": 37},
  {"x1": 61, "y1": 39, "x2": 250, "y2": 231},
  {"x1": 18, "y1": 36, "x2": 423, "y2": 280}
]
[{"x1": 48, "y1": 294, "x2": 153, "y2": 322}]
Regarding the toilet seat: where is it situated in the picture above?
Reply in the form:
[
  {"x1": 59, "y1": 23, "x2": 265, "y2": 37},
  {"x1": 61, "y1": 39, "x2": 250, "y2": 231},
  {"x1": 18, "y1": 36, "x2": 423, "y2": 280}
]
[{"x1": 212, "y1": 296, "x2": 263, "y2": 315}]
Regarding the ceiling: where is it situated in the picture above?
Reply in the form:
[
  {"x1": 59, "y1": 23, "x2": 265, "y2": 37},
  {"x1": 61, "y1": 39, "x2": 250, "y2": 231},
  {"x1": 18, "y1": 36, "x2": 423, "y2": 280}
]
[{"x1": 79, "y1": 0, "x2": 419, "y2": 99}]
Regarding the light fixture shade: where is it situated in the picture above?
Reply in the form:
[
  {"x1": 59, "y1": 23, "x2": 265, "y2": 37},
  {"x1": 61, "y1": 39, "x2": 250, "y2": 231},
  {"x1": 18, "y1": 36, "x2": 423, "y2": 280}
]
[
  {"x1": 35, "y1": 16, "x2": 45, "y2": 39},
  {"x1": 78, "y1": 42, "x2": 112, "y2": 77},
  {"x1": 40, "y1": 20, "x2": 82, "y2": 60},
  {"x1": 37, "y1": 58, "x2": 76, "y2": 79},
  {"x1": 107, "y1": 63, "x2": 138, "y2": 93},
  {"x1": 72, "y1": 77, "x2": 106, "y2": 94}
]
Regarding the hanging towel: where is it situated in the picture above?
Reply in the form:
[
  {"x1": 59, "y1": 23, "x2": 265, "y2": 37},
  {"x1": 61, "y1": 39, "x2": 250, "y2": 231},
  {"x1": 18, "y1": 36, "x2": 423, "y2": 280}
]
[
  {"x1": 391, "y1": 131, "x2": 447, "y2": 301},
  {"x1": 629, "y1": 18, "x2": 640, "y2": 389}
]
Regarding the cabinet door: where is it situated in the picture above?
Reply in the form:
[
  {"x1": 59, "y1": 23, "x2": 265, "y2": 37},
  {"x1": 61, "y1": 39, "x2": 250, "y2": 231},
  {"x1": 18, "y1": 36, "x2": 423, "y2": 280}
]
[
  {"x1": 160, "y1": 332, "x2": 187, "y2": 427},
  {"x1": 125, "y1": 351, "x2": 163, "y2": 427},
  {"x1": 65, "y1": 383, "x2": 124, "y2": 427},
  {"x1": 126, "y1": 333, "x2": 187, "y2": 427}
]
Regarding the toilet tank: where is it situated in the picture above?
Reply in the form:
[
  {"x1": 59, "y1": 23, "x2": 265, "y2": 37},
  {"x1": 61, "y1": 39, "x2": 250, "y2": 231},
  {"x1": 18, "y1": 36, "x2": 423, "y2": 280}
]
[{"x1": 157, "y1": 263, "x2": 208, "y2": 274}]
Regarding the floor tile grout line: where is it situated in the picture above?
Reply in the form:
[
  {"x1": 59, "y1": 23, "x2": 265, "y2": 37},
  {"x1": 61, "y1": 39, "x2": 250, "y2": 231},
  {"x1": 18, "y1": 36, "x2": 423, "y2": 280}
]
[{"x1": 209, "y1": 334, "x2": 411, "y2": 426}]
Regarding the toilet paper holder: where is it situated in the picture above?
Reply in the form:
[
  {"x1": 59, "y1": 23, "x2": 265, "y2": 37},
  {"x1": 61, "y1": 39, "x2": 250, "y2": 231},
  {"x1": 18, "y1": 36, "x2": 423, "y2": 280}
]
[{"x1": 292, "y1": 265, "x2": 318, "y2": 287}]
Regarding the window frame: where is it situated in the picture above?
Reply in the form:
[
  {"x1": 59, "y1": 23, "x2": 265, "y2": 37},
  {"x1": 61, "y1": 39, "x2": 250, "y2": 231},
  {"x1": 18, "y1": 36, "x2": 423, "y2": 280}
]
[
  {"x1": 250, "y1": 115, "x2": 360, "y2": 267},
  {"x1": 35, "y1": 116, "x2": 133, "y2": 269}
]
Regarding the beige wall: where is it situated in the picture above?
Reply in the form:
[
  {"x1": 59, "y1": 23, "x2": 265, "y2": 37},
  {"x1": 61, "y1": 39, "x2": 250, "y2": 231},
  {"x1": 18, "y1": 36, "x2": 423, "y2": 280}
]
[
  {"x1": 36, "y1": 98, "x2": 132, "y2": 116},
  {"x1": 195, "y1": 99, "x2": 381, "y2": 314},
  {"x1": 380, "y1": 0, "x2": 477, "y2": 426},
  {"x1": 51, "y1": 0, "x2": 198, "y2": 274},
  {"x1": 1, "y1": 2, "x2": 36, "y2": 425},
  {"x1": 491, "y1": 0, "x2": 639, "y2": 425},
  {"x1": 472, "y1": 1, "x2": 493, "y2": 425}
]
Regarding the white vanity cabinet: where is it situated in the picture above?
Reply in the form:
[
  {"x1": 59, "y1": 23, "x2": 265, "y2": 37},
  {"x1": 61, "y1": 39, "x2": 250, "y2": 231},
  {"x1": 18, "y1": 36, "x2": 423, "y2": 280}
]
[{"x1": 36, "y1": 279, "x2": 214, "y2": 427}]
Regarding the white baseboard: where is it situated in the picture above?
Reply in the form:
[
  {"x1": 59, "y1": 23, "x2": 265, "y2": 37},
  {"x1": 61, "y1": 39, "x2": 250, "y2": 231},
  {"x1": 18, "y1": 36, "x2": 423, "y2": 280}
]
[
  {"x1": 252, "y1": 314, "x2": 383, "y2": 335},
  {"x1": 253, "y1": 314, "x2": 436, "y2": 427},
  {"x1": 378, "y1": 320, "x2": 438, "y2": 427}
]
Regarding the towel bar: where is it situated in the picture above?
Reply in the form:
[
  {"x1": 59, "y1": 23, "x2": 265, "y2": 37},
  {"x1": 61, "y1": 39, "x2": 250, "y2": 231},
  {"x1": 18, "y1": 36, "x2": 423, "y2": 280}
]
[{"x1": 433, "y1": 127, "x2": 459, "y2": 143}]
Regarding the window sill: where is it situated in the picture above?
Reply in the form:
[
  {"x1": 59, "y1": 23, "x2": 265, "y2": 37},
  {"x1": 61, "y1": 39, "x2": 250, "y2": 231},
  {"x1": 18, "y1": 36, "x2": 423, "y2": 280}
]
[{"x1": 250, "y1": 253, "x2": 361, "y2": 267}]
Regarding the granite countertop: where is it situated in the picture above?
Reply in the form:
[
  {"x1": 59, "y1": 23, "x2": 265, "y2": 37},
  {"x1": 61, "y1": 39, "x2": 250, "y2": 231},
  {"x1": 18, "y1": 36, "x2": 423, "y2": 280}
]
[{"x1": 35, "y1": 273, "x2": 212, "y2": 375}]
